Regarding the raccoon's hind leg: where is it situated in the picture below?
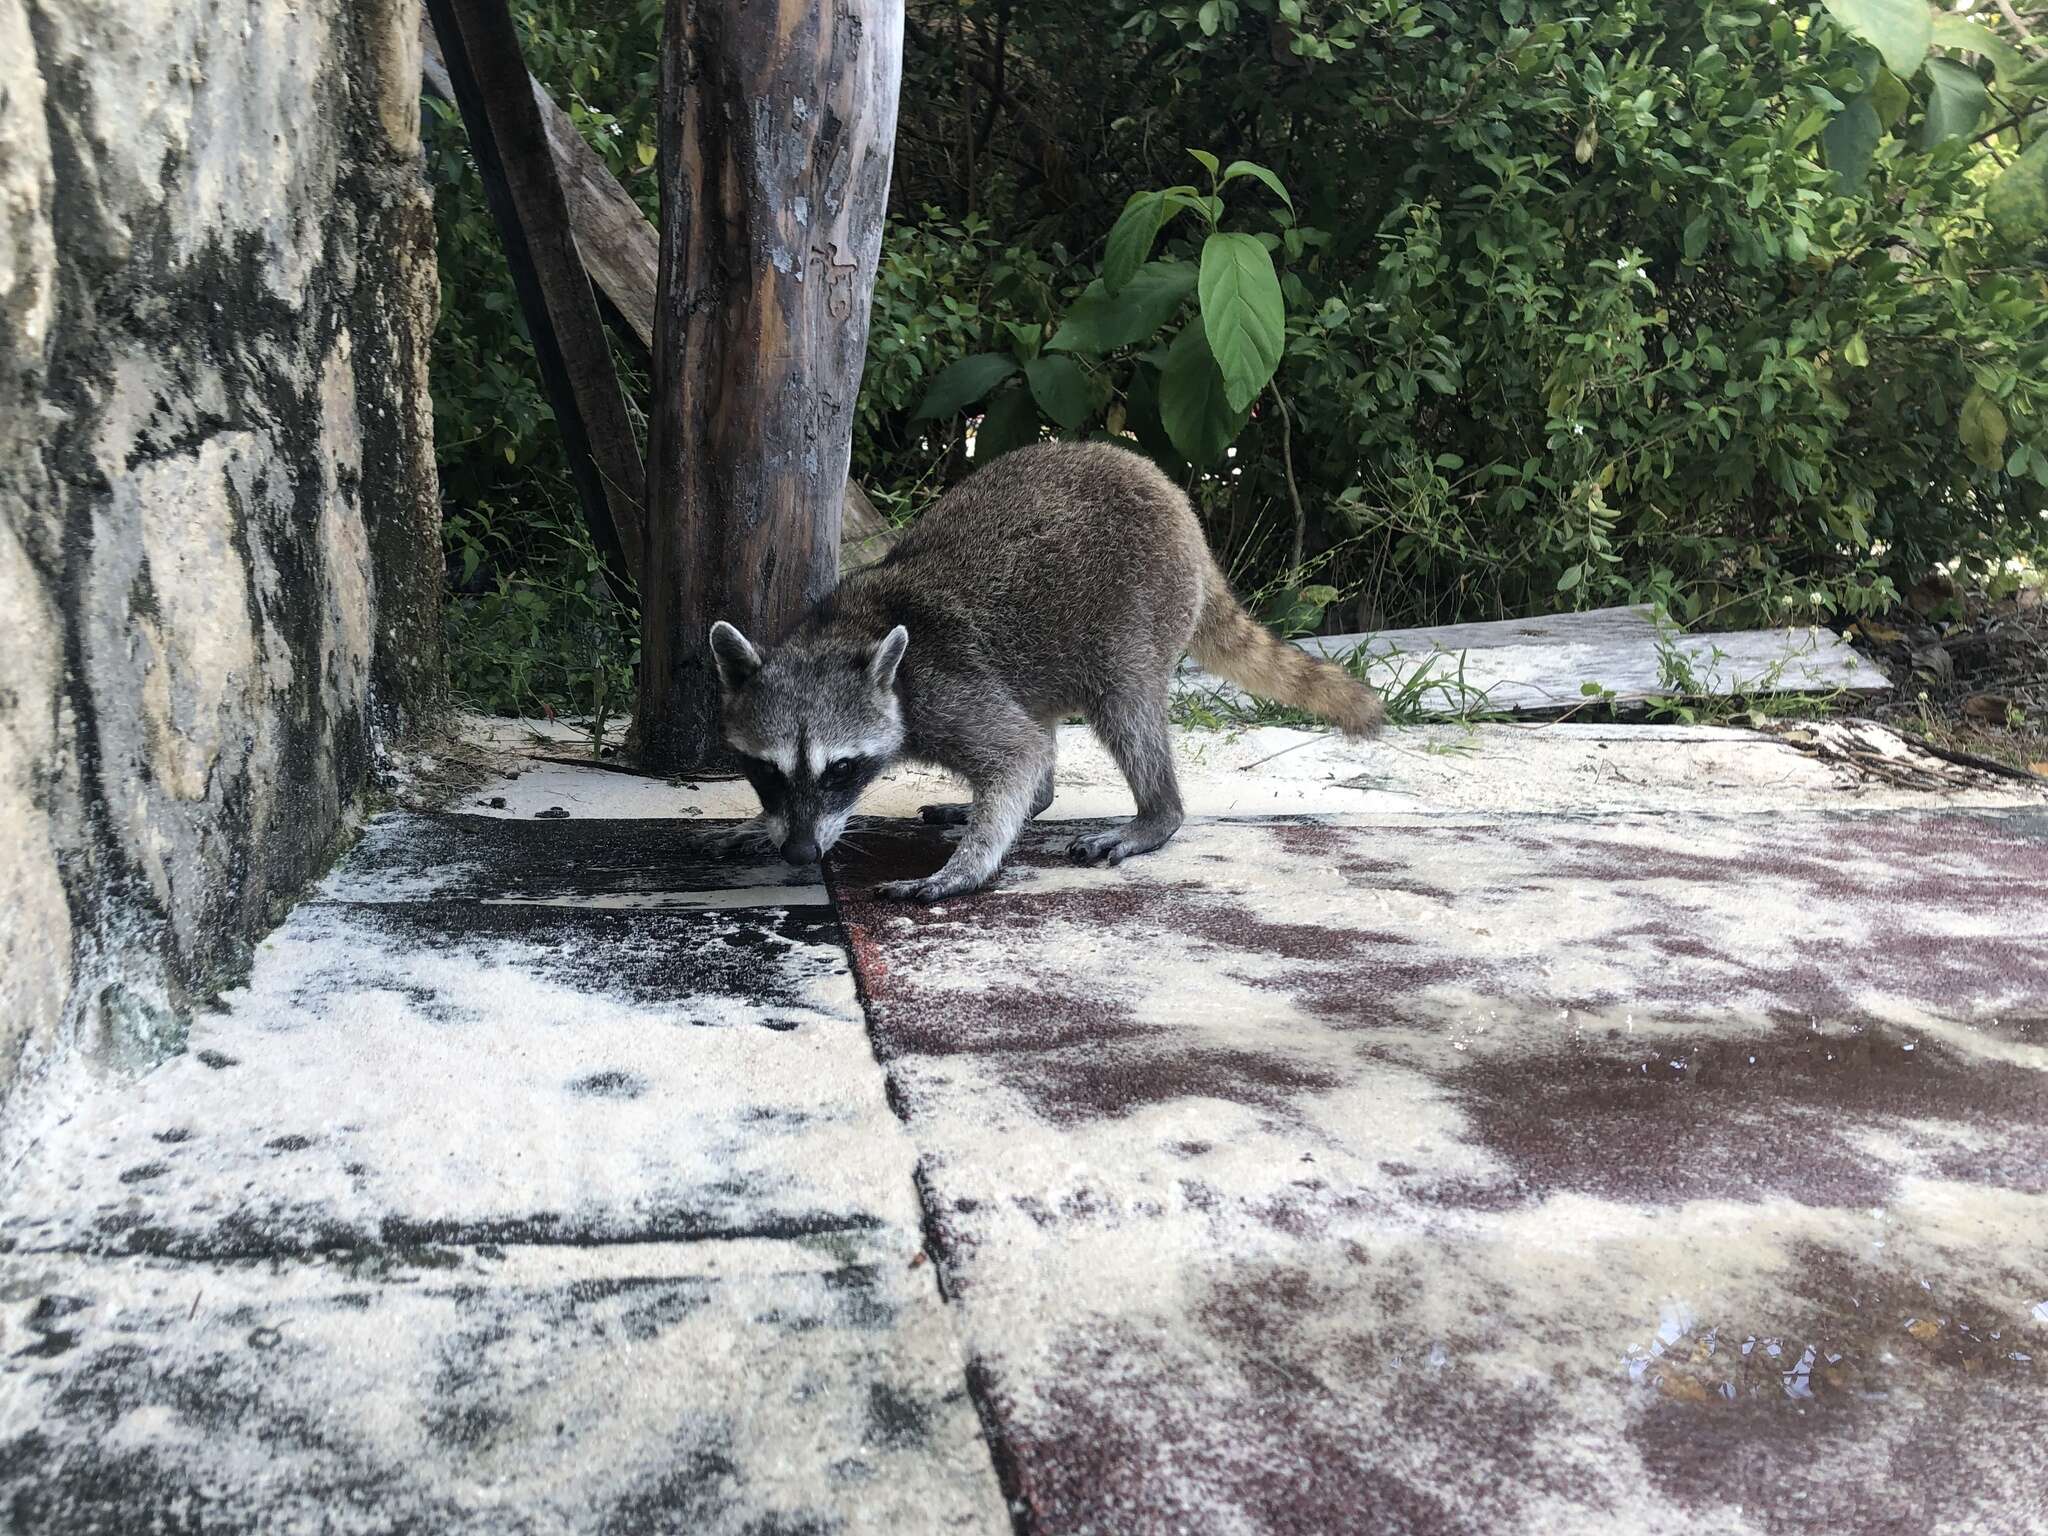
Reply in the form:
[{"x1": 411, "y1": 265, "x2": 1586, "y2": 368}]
[
  {"x1": 880, "y1": 718, "x2": 1055, "y2": 902},
  {"x1": 919, "y1": 739, "x2": 1055, "y2": 826},
  {"x1": 1069, "y1": 682, "x2": 1184, "y2": 866}
]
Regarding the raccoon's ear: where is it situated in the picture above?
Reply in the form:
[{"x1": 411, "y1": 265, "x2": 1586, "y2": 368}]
[
  {"x1": 708, "y1": 621, "x2": 763, "y2": 691},
  {"x1": 868, "y1": 625, "x2": 909, "y2": 692}
]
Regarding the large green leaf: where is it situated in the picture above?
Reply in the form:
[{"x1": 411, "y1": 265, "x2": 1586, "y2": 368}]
[
  {"x1": 913, "y1": 353, "x2": 1020, "y2": 419},
  {"x1": 1821, "y1": 0, "x2": 1931, "y2": 78},
  {"x1": 1024, "y1": 355, "x2": 1094, "y2": 431},
  {"x1": 1929, "y1": 15, "x2": 2027, "y2": 91},
  {"x1": 973, "y1": 383, "x2": 1041, "y2": 463},
  {"x1": 1122, "y1": 364, "x2": 1184, "y2": 468},
  {"x1": 1047, "y1": 261, "x2": 1199, "y2": 354},
  {"x1": 1103, "y1": 192, "x2": 1166, "y2": 295},
  {"x1": 1822, "y1": 94, "x2": 1881, "y2": 186},
  {"x1": 1157, "y1": 319, "x2": 1250, "y2": 467},
  {"x1": 1220, "y1": 159, "x2": 1294, "y2": 214},
  {"x1": 1985, "y1": 132, "x2": 2048, "y2": 244},
  {"x1": 1920, "y1": 57, "x2": 1988, "y2": 148},
  {"x1": 1197, "y1": 232, "x2": 1286, "y2": 414},
  {"x1": 1960, "y1": 385, "x2": 2008, "y2": 469},
  {"x1": 1870, "y1": 66, "x2": 1910, "y2": 129}
]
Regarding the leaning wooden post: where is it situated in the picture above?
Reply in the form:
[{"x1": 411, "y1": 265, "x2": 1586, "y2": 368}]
[
  {"x1": 423, "y1": 0, "x2": 647, "y2": 585},
  {"x1": 638, "y1": 0, "x2": 904, "y2": 771}
]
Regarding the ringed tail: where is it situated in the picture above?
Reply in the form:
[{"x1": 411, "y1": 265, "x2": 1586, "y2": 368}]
[{"x1": 1189, "y1": 561, "x2": 1386, "y2": 738}]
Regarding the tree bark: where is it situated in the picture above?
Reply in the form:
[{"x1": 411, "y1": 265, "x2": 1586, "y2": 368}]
[{"x1": 639, "y1": 0, "x2": 904, "y2": 771}]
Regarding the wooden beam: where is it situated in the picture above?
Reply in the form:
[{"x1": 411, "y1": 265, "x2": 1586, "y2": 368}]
[
  {"x1": 637, "y1": 0, "x2": 905, "y2": 771},
  {"x1": 421, "y1": 0, "x2": 646, "y2": 584},
  {"x1": 420, "y1": 10, "x2": 898, "y2": 579},
  {"x1": 422, "y1": 17, "x2": 659, "y2": 355}
]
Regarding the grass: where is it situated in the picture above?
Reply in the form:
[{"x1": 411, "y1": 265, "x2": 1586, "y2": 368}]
[{"x1": 1171, "y1": 641, "x2": 1503, "y2": 733}]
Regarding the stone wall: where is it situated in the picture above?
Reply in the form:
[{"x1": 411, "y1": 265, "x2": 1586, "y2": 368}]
[{"x1": 0, "y1": 0, "x2": 444, "y2": 1103}]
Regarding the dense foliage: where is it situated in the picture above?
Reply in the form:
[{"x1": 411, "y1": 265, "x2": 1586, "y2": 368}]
[{"x1": 428, "y1": 1, "x2": 2048, "y2": 712}]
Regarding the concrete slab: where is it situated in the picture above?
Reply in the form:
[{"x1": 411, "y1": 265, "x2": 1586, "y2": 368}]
[
  {"x1": 7, "y1": 714, "x2": 2044, "y2": 1535},
  {"x1": 0, "y1": 1243, "x2": 999, "y2": 1534},
  {"x1": 0, "y1": 814, "x2": 1009, "y2": 1533},
  {"x1": 829, "y1": 811, "x2": 2048, "y2": 1536}
]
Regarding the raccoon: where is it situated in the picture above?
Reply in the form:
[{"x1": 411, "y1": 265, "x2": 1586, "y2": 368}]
[{"x1": 710, "y1": 440, "x2": 1383, "y2": 902}]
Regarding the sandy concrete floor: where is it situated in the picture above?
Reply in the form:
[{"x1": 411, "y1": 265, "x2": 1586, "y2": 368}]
[{"x1": 3, "y1": 719, "x2": 2043, "y2": 1534}]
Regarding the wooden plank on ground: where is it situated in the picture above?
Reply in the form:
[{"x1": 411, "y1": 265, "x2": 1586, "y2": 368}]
[{"x1": 1177, "y1": 605, "x2": 1892, "y2": 718}]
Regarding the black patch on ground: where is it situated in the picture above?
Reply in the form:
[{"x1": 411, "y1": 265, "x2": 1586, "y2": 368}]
[
  {"x1": 569, "y1": 1070, "x2": 648, "y2": 1099},
  {"x1": 308, "y1": 901, "x2": 847, "y2": 1014},
  {"x1": 194, "y1": 1050, "x2": 238, "y2": 1070},
  {"x1": 265, "y1": 1135, "x2": 315, "y2": 1152},
  {"x1": 330, "y1": 813, "x2": 820, "y2": 903},
  {"x1": 863, "y1": 1382, "x2": 932, "y2": 1449}
]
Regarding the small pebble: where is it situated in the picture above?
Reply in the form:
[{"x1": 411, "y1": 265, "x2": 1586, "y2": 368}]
[{"x1": 535, "y1": 806, "x2": 570, "y2": 820}]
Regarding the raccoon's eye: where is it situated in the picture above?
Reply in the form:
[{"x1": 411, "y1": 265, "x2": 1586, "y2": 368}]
[
  {"x1": 735, "y1": 753, "x2": 784, "y2": 787},
  {"x1": 819, "y1": 756, "x2": 863, "y2": 791}
]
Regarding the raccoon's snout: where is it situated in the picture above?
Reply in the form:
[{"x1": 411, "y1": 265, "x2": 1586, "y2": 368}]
[{"x1": 782, "y1": 835, "x2": 821, "y2": 867}]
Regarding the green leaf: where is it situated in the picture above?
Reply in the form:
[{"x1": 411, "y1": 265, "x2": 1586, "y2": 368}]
[
  {"x1": 1920, "y1": 58, "x2": 1988, "y2": 148},
  {"x1": 1960, "y1": 385, "x2": 2008, "y2": 469},
  {"x1": 1188, "y1": 148, "x2": 1221, "y2": 176},
  {"x1": 913, "y1": 353, "x2": 1020, "y2": 419},
  {"x1": 1682, "y1": 211, "x2": 1710, "y2": 261},
  {"x1": 1842, "y1": 331, "x2": 1870, "y2": 367},
  {"x1": 1986, "y1": 132, "x2": 2048, "y2": 243},
  {"x1": 1821, "y1": 0, "x2": 1931, "y2": 78},
  {"x1": 1259, "y1": 584, "x2": 1339, "y2": 636},
  {"x1": 973, "y1": 383, "x2": 1040, "y2": 463},
  {"x1": 1929, "y1": 15, "x2": 2027, "y2": 90},
  {"x1": 1047, "y1": 261, "x2": 1199, "y2": 354},
  {"x1": 1870, "y1": 66, "x2": 1909, "y2": 129},
  {"x1": 1197, "y1": 232, "x2": 1286, "y2": 414},
  {"x1": 1157, "y1": 319, "x2": 1251, "y2": 467},
  {"x1": 1220, "y1": 160, "x2": 1295, "y2": 214},
  {"x1": 1196, "y1": 1, "x2": 1220, "y2": 36},
  {"x1": 1123, "y1": 364, "x2": 1183, "y2": 468},
  {"x1": 1556, "y1": 563, "x2": 1585, "y2": 593},
  {"x1": 1103, "y1": 192, "x2": 1166, "y2": 295},
  {"x1": 1005, "y1": 321, "x2": 1043, "y2": 360},
  {"x1": 1821, "y1": 94, "x2": 1881, "y2": 186},
  {"x1": 1024, "y1": 355, "x2": 1094, "y2": 431}
]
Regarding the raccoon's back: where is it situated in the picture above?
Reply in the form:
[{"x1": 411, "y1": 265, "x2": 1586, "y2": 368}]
[{"x1": 872, "y1": 440, "x2": 1206, "y2": 662}]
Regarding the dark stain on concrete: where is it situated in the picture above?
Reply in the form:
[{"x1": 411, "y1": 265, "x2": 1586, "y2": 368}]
[
  {"x1": 863, "y1": 1381, "x2": 932, "y2": 1450},
  {"x1": 319, "y1": 902, "x2": 848, "y2": 1017},
  {"x1": 333, "y1": 814, "x2": 827, "y2": 904},
  {"x1": 569, "y1": 1070, "x2": 648, "y2": 1100},
  {"x1": 1626, "y1": 1245, "x2": 2048, "y2": 1533},
  {"x1": 1442, "y1": 1026, "x2": 2048, "y2": 1208}
]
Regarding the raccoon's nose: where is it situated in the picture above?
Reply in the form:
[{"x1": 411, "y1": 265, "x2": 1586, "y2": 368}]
[{"x1": 782, "y1": 835, "x2": 821, "y2": 866}]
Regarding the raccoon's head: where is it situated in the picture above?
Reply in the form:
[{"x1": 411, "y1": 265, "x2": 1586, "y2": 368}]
[{"x1": 708, "y1": 620, "x2": 909, "y2": 866}]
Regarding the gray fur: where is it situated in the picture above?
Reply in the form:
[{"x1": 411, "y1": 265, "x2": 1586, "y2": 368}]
[{"x1": 710, "y1": 440, "x2": 1382, "y2": 899}]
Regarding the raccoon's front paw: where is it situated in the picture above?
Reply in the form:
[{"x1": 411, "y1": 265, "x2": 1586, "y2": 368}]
[
  {"x1": 1066, "y1": 829, "x2": 1132, "y2": 866},
  {"x1": 875, "y1": 872, "x2": 981, "y2": 903}
]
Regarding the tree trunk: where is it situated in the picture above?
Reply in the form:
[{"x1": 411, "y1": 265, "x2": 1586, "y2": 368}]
[{"x1": 638, "y1": 0, "x2": 904, "y2": 772}]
